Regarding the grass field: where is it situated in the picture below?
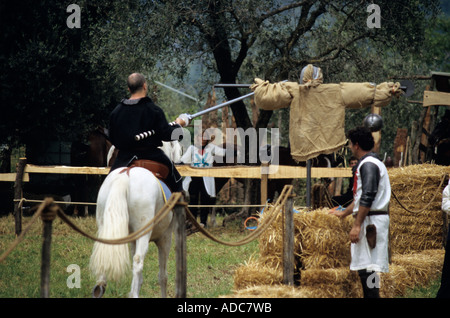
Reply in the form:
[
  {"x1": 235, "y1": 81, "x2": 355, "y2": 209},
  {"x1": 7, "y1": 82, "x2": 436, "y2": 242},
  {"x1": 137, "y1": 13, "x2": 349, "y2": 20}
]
[
  {"x1": 0, "y1": 213, "x2": 259, "y2": 298},
  {"x1": 0, "y1": 213, "x2": 443, "y2": 298}
]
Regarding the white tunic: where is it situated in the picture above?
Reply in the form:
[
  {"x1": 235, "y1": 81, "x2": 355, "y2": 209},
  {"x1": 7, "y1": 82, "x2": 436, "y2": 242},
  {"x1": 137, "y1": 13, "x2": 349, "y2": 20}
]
[
  {"x1": 351, "y1": 155, "x2": 391, "y2": 273},
  {"x1": 180, "y1": 143, "x2": 226, "y2": 197},
  {"x1": 442, "y1": 180, "x2": 450, "y2": 214}
]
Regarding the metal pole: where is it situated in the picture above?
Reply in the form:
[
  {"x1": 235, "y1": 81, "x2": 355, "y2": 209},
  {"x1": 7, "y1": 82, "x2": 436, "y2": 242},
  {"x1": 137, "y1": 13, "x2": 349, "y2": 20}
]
[
  {"x1": 155, "y1": 81, "x2": 199, "y2": 102},
  {"x1": 187, "y1": 91, "x2": 256, "y2": 120},
  {"x1": 188, "y1": 79, "x2": 287, "y2": 120},
  {"x1": 306, "y1": 159, "x2": 311, "y2": 209},
  {"x1": 213, "y1": 83, "x2": 252, "y2": 88}
]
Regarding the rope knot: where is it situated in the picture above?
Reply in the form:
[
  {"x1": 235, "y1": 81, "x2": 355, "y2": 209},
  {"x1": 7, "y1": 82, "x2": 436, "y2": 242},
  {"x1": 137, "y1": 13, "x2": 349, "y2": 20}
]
[{"x1": 39, "y1": 198, "x2": 58, "y2": 222}]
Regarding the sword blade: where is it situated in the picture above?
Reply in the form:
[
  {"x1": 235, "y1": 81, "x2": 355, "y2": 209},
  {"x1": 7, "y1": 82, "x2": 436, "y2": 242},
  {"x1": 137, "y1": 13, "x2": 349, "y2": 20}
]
[
  {"x1": 213, "y1": 83, "x2": 251, "y2": 88},
  {"x1": 135, "y1": 80, "x2": 287, "y2": 140},
  {"x1": 187, "y1": 91, "x2": 255, "y2": 120}
]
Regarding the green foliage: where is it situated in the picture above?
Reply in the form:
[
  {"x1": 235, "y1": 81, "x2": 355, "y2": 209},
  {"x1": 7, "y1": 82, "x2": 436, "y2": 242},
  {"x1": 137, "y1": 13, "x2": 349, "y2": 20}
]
[
  {"x1": 0, "y1": 1, "x2": 154, "y2": 146},
  {"x1": 0, "y1": 0, "x2": 447, "y2": 160}
]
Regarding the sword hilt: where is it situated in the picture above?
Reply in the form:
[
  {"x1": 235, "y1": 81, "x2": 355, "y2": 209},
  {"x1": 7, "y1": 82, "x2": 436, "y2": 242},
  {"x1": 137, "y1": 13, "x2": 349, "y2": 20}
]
[{"x1": 134, "y1": 122, "x2": 177, "y2": 141}]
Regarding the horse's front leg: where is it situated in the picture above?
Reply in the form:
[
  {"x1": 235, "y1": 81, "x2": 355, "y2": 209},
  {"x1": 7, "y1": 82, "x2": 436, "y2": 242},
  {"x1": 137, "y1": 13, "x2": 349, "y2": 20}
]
[{"x1": 129, "y1": 235, "x2": 150, "y2": 298}]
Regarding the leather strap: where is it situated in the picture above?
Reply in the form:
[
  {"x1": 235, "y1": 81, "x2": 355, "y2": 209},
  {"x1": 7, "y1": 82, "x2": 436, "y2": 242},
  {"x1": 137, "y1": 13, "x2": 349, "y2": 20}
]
[{"x1": 119, "y1": 159, "x2": 169, "y2": 180}]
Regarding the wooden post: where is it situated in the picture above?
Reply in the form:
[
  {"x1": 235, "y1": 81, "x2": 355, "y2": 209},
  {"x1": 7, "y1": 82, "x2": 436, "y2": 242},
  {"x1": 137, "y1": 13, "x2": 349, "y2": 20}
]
[
  {"x1": 371, "y1": 106, "x2": 382, "y2": 153},
  {"x1": 393, "y1": 128, "x2": 408, "y2": 167},
  {"x1": 14, "y1": 158, "x2": 27, "y2": 236},
  {"x1": 40, "y1": 200, "x2": 56, "y2": 298},
  {"x1": 283, "y1": 194, "x2": 295, "y2": 286},
  {"x1": 174, "y1": 196, "x2": 187, "y2": 298},
  {"x1": 260, "y1": 162, "x2": 269, "y2": 205},
  {"x1": 420, "y1": 106, "x2": 432, "y2": 163}
]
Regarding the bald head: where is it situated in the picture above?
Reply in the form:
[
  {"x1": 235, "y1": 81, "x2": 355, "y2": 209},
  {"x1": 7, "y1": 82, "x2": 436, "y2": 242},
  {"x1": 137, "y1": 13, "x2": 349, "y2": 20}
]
[{"x1": 127, "y1": 73, "x2": 147, "y2": 94}]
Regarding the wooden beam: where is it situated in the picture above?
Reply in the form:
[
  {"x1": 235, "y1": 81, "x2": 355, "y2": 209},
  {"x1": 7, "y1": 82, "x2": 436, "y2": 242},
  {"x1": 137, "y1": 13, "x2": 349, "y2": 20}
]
[
  {"x1": 25, "y1": 164, "x2": 110, "y2": 175},
  {"x1": 269, "y1": 166, "x2": 352, "y2": 179},
  {"x1": 0, "y1": 163, "x2": 352, "y2": 180},
  {"x1": 0, "y1": 173, "x2": 29, "y2": 182},
  {"x1": 423, "y1": 90, "x2": 450, "y2": 107},
  {"x1": 177, "y1": 165, "x2": 352, "y2": 179},
  {"x1": 176, "y1": 165, "x2": 262, "y2": 178}
]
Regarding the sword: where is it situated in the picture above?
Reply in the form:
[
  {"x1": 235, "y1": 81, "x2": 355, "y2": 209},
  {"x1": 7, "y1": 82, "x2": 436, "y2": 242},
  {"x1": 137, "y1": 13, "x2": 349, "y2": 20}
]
[
  {"x1": 135, "y1": 84, "x2": 266, "y2": 141},
  {"x1": 135, "y1": 92, "x2": 254, "y2": 140}
]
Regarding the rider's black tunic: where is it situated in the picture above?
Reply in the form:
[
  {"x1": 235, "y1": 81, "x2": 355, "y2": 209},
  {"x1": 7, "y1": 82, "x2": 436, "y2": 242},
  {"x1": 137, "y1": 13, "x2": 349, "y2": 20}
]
[{"x1": 109, "y1": 97, "x2": 183, "y2": 191}]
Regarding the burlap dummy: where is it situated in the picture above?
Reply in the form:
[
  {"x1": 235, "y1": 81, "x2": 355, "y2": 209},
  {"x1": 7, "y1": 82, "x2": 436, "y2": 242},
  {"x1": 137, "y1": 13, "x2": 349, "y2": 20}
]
[{"x1": 250, "y1": 65, "x2": 402, "y2": 162}]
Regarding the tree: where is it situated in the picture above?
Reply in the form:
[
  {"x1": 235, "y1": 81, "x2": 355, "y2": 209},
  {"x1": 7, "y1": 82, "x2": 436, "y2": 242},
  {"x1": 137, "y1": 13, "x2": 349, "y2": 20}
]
[
  {"x1": 145, "y1": 0, "x2": 441, "y2": 208},
  {"x1": 149, "y1": 0, "x2": 440, "y2": 130},
  {"x1": 0, "y1": 1, "x2": 154, "y2": 148}
]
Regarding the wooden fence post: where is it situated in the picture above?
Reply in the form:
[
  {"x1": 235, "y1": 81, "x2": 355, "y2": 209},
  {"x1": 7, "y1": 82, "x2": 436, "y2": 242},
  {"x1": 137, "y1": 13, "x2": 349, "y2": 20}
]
[
  {"x1": 40, "y1": 199, "x2": 56, "y2": 298},
  {"x1": 14, "y1": 158, "x2": 27, "y2": 236},
  {"x1": 260, "y1": 162, "x2": 269, "y2": 205},
  {"x1": 174, "y1": 195, "x2": 187, "y2": 298},
  {"x1": 283, "y1": 193, "x2": 295, "y2": 286}
]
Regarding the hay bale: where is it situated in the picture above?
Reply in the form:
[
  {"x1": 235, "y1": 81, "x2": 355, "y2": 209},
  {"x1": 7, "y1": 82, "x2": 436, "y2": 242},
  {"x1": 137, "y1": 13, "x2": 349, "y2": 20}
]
[
  {"x1": 231, "y1": 249, "x2": 444, "y2": 298},
  {"x1": 299, "y1": 267, "x2": 363, "y2": 298},
  {"x1": 295, "y1": 209, "x2": 354, "y2": 270},
  {"x1": 224, "y1": 284, "x2": 309, "y2": 298},
  {"x1": 300, "y1": 267, "x2": 354, "y2": 286},
  {"x1": 380, "y1": 249, "x2": 445, "y2": 297},
  {"x1": 226, "y1": 283, "x2": 359, "y2": 298},
  {"x1": 233, "y1": 258, "x2": 283, "y2": 290},
  {"x1": 235, "y1": 208, "x2": 356, "y2": 294},
  {"x1": 258, "y1": 208, "x2": 353, "y2": 270},
  {"x1": 231, "y1": 164, "x2": 447, "y2": 297},
  {"x1": 388, "y1": 164, "x2": 449, "y2": 254}
]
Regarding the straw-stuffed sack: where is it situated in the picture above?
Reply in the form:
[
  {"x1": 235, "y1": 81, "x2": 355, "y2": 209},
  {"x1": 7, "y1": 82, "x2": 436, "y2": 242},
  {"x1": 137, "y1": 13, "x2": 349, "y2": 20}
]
[
  {"x1": 341, "y1": 82, "x2": 403, "y2": 109},
  {"x1": 250, "y1": 78, "x2": 292, "y2": 111},
  {"x1": 250, "y1": 65, "x2": 402, "y2": 162},
  {"x1": 373, "y1": 82, "x2": 403, "y2": 107}
]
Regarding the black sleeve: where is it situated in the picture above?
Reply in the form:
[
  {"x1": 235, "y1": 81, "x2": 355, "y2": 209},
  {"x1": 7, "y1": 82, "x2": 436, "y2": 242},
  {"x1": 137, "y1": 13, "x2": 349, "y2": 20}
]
[
  {"x1": 359, "y1": 162, "x2": 380, "y2": 208},
  {"x1": 154, "y1": 107, "x2": 183, "y2": 142}
]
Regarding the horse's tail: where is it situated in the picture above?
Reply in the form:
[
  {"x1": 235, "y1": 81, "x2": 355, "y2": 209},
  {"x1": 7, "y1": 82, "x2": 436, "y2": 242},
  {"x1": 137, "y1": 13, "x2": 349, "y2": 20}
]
[{"x1": 90, "y1": 172, "x2": 130, "y2": 282}]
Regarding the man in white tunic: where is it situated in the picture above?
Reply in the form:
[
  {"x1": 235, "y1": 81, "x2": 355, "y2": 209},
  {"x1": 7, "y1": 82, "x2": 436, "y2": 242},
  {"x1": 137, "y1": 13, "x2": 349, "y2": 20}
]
[
  {"x1": 181, "y1": 130, "x2": 226, "y2": 227},
  {"x1": 330, "y1": 126, "x2": 391, "y2": 298}
]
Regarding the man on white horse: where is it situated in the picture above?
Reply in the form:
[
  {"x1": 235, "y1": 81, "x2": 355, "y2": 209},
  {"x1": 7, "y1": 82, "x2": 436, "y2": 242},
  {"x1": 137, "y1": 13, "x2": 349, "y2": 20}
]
[{"x1": 109, "y1": 73, "x2": 188, "y2": 192}]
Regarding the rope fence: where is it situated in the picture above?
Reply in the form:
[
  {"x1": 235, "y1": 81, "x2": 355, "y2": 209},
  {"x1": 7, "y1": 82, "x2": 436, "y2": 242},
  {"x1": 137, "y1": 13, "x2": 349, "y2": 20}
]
[
  {"x1": 1, "y1": 158, "x2": 447, "y2": 297},
  {"x1": 0, "y1": 184, "x2": 295, "y2": 298}
]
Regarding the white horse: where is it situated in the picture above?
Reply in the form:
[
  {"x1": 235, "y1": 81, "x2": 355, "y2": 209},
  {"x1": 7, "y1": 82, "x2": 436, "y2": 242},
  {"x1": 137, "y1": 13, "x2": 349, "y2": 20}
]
[{"x1": 90, "y1": 141, "x2": 182, "y2": 298}]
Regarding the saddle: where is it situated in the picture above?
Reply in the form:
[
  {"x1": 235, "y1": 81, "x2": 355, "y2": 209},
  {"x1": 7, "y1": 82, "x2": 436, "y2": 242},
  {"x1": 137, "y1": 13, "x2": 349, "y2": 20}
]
[
  {"x1": 120, "y1": 159, "x2": 169, "y2": 180},
  {"x1": 119, "y1": 159, "x2": 171, "y2": 203}
]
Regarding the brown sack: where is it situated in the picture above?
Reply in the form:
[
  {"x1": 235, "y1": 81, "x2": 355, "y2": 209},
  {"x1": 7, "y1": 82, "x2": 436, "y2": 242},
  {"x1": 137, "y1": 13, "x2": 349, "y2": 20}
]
[
  {"x1": 373, "y1": 82, "x2": 403, "y2": 107},
  {"x1": 289, "y1": 83, "x2": 347, "y2": 161},
  {"x1": 366, "y1": 224, "x2": 377, "y2": 249},
  {"x1": 251, "y1": 78, "x2": 292, "y2": 110},
  {"x1": 340, "y1": 82, "x2": 402, "y2": 109},
  {"x1": 340, "y1": 82, "x2": 377, "y2": 109}
]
